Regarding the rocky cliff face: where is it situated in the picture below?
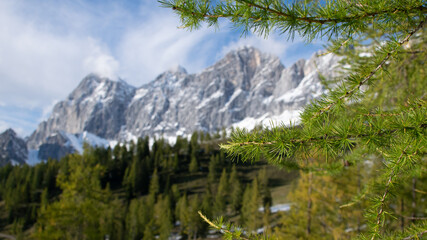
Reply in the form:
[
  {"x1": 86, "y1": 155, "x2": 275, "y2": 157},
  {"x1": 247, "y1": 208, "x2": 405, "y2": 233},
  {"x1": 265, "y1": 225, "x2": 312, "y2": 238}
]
[
  {"x1": 27, "y1": 74, "x2": 136, "y2": 149},
  {"x1": 26, "y1": 46, "x2": 341, "y2": 160},
  {"x1": 37, "y1": 131, "x2": 75, "y2": 161},
  {"x1": 125, "y1": 47, "x2": 339, "y2": 139},
  {"x1": 0, "y1": 129, "x2": 28, "y2": 166},
  {"x1": 124, "y1": 47, "x2": 286, "y2": 138}
]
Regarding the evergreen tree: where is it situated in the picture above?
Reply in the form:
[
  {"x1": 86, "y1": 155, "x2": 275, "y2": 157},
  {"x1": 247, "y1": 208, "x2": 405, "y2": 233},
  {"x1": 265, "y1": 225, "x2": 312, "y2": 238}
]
[
  {"x1": 34, "y1": 149, "x2": 124, "y2": 240},
  {"x1": 241, "y1": 178, "x2": 261, "y2": 232},
  {"x1": 161, "y1": 0, "x2": 427, "y2": 239},
  {"x1": 207, "y1": 154, "x2": 219, "y2": 184},
  {"x1": 176, "y1": 193, "x2": 190, "y2": 237},
  {"x1": 126, "y1": 198, "x2": 145, "y2": 240},
  {"x1": 257, "y1": 167, "x2": 272, "y2": 209},
  {"x1": 149, "y1": 168, "x2": 160, "y2": 197},
  {"x1": 123, "y1": 156, "x2": 141, "y2": 198},
  {"x1": 3, "y1": 165, "x2": 32, "y2": 223},
  {"x1": 39, "y1": 188, "x2": 49, "y2": 213},
  {"x1": 189, "y1": 155, "x2": 198, "y2": 173},
  {"x1": 229, "y1": 165, "x2": 243, "y2": 213},
  {"x1": 137, "y1": 136, "x2": 150, "y2": 160},
  {"x1": 170, "y1": 154, "x2": 179, "y2": 171},
  {"x1": 31, "y1": 164, "x2": 44, "y2": 202},
  {"x1": 142, "y1": 222, "x2": 155, "y2": 240},
  {"x1": 170, "y1": 184, "x2": 181, "y2": 218},
  {"x1": 275, "y1": 165, "x2": 369, "y2": 239},
  {"x1": 154, "y1": 194, "x2": 173, "y2": 240},
  {"x1": 173, "y1": 135, "x2": 188, "y2": 155},
  {"x1": 201, "y1": 187, "x2": 214, "y2": 220},
  {"x1": 188, "y1": 194, "x2": 207, "y2": 239},
  {"x1": 214, "y1": 168, "x2": 229, "y2": 216}
]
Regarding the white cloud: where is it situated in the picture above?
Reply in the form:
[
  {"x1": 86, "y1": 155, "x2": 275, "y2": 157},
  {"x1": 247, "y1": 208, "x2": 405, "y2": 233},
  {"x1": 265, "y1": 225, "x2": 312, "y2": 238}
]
[
  {"x1": 84, "y1": 40, "x2": 120, "y2": 80},
  {"x1": 0, "y1": 0, "x2": 120, "y2": 108},
  {"x1": 220, "y1": 34, "x2": 290, "y2": 60},
  {"x1": 0, "y1": 120, "x2": 8, "y2": 133},
  {"x1": 40, "y1": 100, "x2": 59, "y2": 122},
  {"x1": 117, "y1": 10, "x2": 219, "y2": 85},
  {"x1": 220, "y1": 33, "x2": 325, "y2": 68},
  {"x1": 0, "y1": 0, "x2": 126, "y2": 135}
]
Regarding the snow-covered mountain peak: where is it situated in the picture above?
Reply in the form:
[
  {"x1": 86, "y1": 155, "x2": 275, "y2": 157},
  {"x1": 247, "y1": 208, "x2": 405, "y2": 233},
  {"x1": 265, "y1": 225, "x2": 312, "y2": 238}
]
[
  {"x1": 68, "y1": 74, "x2": 135, "y2": 103},
  {"x1": 149, "y1": 66, "x2": 190, "y2": 89},
  {"x1": 2, "y1": 128, "x2": 17, "y2": 138},
  {"x1": 0, "y1": 128, "x2": 28, "y2": 166},
  {"x1": 26, "y1": 46, "x2": 341, "y2": 162},
  {"x1": 225, "y1": 46, "x2": 276, "y2": 67},
  {"x1": 27, "y1": 74, "x2": 136, "y2": 149},
  {"x1": 77, "y1": 73, "x2": 104, "y2": 87},
  {"x1": 168, "y1": 64, "x2": 187, "y2": 74}
]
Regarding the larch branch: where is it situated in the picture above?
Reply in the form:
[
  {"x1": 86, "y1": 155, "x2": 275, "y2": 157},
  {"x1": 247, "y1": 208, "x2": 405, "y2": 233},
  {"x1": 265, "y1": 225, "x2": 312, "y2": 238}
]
[{"x1": 312, "y1": 17, "x2": 426, "y2": 119}]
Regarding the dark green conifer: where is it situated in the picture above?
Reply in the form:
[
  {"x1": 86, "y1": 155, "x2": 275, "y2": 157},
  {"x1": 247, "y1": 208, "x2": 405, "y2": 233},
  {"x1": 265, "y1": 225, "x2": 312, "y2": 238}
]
[
  {"x1": 207, "y1": 154, "x2": 218, "y2": 184},
  {"x1": 229, "y1": 165, "x2": 243, "y2": 213},
  {"x1": 214, "y1": 168, "x2": 228, "y2": 216},
  {"x1": 241, "y1": 179, "x2": 261, "y2": 232},
  {"x1": 154, "y1": 194, "x2": 173, "y2": 240},
  {"x1": 189, "y1": 155, "x2": 198, "y2": 173},
  {"x1": 149, "y1": 168, "x2": 160, "y2": 197}
]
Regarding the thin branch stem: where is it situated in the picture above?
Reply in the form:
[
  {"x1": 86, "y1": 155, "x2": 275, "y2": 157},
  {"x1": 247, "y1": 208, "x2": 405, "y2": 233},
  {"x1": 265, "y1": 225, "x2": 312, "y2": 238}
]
[
  {"x1": 198, "y1": 211, "x2": 250, "y2": 240},
  {"x1": 401, "y1": 216, "x2": 427, "y2": 220},
  {"x1": 230, "y1": 123, "x2": 426, "y2": 147},
  {"x1": 371, "y1": 143, "x2": 420, "y2": 240},
  {"x1": 363, "y1": 113, "x2": 400, "y2": 117},
  {"x1": 402, "y1": 230, "x2": 427, "y2": 240}
]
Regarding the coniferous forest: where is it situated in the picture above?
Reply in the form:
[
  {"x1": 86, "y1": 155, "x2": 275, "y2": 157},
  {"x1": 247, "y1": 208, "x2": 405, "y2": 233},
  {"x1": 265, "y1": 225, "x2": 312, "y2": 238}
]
[
  {"x1": 0, "y1": 132, "x2": 297, "y2": 239},
  {"x1": 1, "y1": 129, "x2": 426, "y2": 239}
]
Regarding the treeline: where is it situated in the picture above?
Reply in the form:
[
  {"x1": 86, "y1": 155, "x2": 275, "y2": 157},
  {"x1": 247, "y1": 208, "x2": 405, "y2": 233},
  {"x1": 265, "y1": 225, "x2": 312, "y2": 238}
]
[{"x1": 0, "y1": 131, "x2": 281, "y2": 239}]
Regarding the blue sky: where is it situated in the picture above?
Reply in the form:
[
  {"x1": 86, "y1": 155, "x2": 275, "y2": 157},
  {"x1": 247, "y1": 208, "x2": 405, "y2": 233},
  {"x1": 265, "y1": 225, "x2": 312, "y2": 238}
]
[{"x1": 0, "y1": 0, "x2": 324, "y2": 137}]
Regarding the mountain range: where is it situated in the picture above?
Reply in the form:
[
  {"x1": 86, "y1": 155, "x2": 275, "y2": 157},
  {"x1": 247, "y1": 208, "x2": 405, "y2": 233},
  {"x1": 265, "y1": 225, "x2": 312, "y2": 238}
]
[{"x1": 0, "y1": 46, "x2": 341, "y2": 166}]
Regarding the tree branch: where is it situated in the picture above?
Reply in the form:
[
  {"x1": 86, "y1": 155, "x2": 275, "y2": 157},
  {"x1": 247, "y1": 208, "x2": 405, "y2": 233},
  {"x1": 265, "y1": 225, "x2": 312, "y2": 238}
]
[
  {"x1": 166, "y1": 1, "x2": 427, "y2": 27},
  {"x1": 371, "y1": 144, "x2": 419, "y2": 240},
  {"x1": 402, "y1": 229, "x2": 427, "y2": 240},
  {"x1": 231, "y1": 123, "x2": 426, "y2": 147},
  {"x1": 240, "y1": 0, "x2": 427, "y2": 24},
  {"x1": 198, "y1": 211, "x2": 250, "y2": 240},
  {"x1": 312, "y1": 17, "x2": 426, "y2": 119}
]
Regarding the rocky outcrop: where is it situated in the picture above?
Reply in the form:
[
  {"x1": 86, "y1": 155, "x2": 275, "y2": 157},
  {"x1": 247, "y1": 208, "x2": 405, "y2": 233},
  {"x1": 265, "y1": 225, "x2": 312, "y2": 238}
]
[
  {"x1": 37, "y1": 131, "x2": 75, "y2": 160},
  {"x1": 27, "y1": 74, "x2": 136, "y2": 149},
  {"x1": 0, "y1": 129, "x2": 28, "y2": 166}
]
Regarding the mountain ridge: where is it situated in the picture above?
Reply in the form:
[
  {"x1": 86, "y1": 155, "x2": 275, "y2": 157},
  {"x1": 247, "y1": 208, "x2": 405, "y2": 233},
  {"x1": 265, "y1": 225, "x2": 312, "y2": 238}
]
[
  {"x1": 0, "y1": 128, "x2": 28, "y2": 166},
  {"x1": 3, "y1": 46, "x2": 341, "y2": 164}
]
